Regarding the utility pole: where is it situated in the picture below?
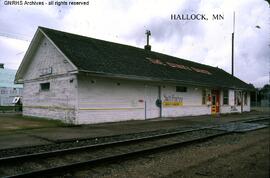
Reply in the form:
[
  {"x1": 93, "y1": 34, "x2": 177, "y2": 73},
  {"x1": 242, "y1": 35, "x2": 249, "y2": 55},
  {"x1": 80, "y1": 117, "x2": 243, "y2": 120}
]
[{"x1": 232, "y1": 12, "x2": 235, "y2": 76}]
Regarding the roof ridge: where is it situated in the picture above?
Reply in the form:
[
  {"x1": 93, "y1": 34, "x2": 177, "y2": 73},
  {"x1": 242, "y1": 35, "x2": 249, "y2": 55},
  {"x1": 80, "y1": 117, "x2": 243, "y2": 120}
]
[
  {"x1": 36, "y1": 26, "x2": 252, "y2": 90},
  {"x1": 39, "y1": 26, "x2": 148, "y2": 52},
  {"x1": 39, "y1": 26, "x2": 219, "y2": 70}
]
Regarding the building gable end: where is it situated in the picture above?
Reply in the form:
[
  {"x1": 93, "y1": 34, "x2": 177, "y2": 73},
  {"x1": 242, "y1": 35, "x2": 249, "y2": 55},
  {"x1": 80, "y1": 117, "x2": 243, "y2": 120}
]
[{"x1": 15, "y1": 28, "x2": 77, "y2": 83}]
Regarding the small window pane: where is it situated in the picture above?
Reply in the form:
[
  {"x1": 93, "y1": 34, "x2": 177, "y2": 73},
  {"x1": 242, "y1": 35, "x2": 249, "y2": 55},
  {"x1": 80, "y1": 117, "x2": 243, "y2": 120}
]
[
  {"x1": 40, "y1": 83, "x2": 50, "y2": 91},
  {"x1": 176, "y1": 86, "x2": 187, "y2": 92}
]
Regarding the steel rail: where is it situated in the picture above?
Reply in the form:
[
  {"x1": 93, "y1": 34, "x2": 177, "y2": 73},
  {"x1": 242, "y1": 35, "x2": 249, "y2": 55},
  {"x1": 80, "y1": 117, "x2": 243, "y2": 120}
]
[
  {"x1": 1, "y1": 117, "x2": 268, "y2": 178},
  {"x1": 0, "y1": 127, "x2": 211, "y2": 163},
  {"x1": 243, "y1": 116, "x2": 269, "y2": 123},
  {"x1": 1, "y1": 117, "x2": 268, "y2": 163},
  {"x1": 6, "y1": 131, "x2": 230, "y2": 178}
]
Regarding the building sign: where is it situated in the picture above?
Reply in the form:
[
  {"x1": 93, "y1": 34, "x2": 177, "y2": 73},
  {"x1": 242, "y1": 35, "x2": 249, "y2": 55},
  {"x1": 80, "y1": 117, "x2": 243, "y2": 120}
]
[
  {"x1": 147, "y1": 57, "x2": 212, "y2": 75},
  {"x1": 163, "y1": 94, "x2": 183, "y2": 107},
  {"x1": 147, "y1": 58, "x2": 166, "y2": 66},
  {"x1": 40, "y1": 67, "x2": 52, "y2": 76},
  {"x1": 190, "y1": 67, "x2": 211, "y2": 75},
  {"x1": 166, "y1": 62, "x2": 192, "y2": 71}
]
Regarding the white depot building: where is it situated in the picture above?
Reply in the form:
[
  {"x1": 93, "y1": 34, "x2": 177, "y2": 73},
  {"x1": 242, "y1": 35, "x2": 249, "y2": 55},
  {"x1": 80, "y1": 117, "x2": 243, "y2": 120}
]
[{"x1": 15, "y1": 27, "x2": 253, "y2": 124}]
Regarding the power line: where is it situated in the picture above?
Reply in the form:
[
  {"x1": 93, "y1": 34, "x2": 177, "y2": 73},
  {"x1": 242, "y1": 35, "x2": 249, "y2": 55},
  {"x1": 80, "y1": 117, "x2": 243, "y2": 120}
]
[{"x1": 0, "y1": 32, "x2": 30, "y2": 42}]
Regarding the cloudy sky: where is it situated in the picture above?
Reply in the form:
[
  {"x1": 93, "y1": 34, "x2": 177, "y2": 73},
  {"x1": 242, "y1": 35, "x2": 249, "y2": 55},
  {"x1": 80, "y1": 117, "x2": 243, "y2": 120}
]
[{"x1": 0, "y1": 0, "x2": 269, "y2": 87}]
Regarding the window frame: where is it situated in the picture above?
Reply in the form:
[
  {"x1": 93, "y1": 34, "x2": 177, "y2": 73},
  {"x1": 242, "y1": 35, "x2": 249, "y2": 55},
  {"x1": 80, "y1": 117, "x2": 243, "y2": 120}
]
[
  {"x1": 244, "y1": 92, "x2": 248, "y2": 105},
  {"x1": 202, "y1": 89, "x2": 206, "y2": 105},
  {"x1": 223, "y1": 90, "x2": 229, "y2": 105},
  {"x1": 40, "y1": 82, "x2": 50, "y2": 91}
]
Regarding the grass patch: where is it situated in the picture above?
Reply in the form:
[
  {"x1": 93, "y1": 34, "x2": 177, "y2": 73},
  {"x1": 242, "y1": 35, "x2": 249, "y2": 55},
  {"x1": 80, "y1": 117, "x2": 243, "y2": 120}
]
[
  {"x1": 20, "y1": 115, "x2": 78, "y2": 127},
  {"x1": 22, "y1": 115, "x2": 68, "y2": 126},
  {"x1": 0, "y1": 106, "x2": 21, "y2": 112},
  {"x1": 0, "y1": 113, "x2": 74, "y2": 133}
]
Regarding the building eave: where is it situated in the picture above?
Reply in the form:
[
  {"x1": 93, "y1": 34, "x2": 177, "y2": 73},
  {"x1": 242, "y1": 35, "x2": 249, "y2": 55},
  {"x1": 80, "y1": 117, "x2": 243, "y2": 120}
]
[
  {"x1": 15, "y1": 29, "x2": 42, "y2": 83},
  {"x1": 77, "y1": 69, "x2": 252, "y2": 90}
]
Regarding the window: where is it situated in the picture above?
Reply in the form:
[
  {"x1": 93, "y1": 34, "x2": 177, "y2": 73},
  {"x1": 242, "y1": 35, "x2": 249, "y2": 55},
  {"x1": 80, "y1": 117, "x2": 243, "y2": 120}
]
[
  {"x1": 176, "y1": 86, "x2": 187, "y2": 92},
  {"x1": 234, "y1": 91, "x2": 241, "y2": 106},
  {"x1": 202, "y1": 89, "x2": 206, "y2": 104},
  {"x1": 40, "y1": 82, "x2": 50, "y2": 91},
  {"x1": 223, "y1": 90, "x2": 229, "y2": 105},
  {"x1": 1, "y1": 89, "x2": 7, "y2": 94},
  {"x1": 10, "y1": 88, "x2": 17, "y2": 94},
  {"x1": 202, "y1": 89, "x2": 211, "y2": 105},
  {"x1": 244, "y1": 92, "x2": 248, "y2": 105}
]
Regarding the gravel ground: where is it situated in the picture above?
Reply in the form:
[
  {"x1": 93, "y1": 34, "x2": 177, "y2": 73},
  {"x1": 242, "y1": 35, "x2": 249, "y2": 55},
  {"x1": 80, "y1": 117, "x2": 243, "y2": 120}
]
[
  {"x1": 1, "y1": 117, "x2": 268, "y2": 158},
  {"x1": 0, "y1": 128, "x2": 225, "y2": 177},
  {"x1": 72, "y1": 128, "x2": 269, "y2": 178},
  {"x1": 0, "y1": 127, "x2": 199, "y2": 158}
]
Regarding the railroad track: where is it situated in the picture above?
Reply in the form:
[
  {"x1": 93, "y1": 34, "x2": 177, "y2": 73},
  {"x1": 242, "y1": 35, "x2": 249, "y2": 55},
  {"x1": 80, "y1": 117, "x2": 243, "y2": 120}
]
[
  {"x1": 0, "y1": 127, "x2": 228, "y2": 178},
  {"x1": 243, "y1": 116, "x2": 270, "y2": 124},
  {"x1": 0, "y1": 117, "x2": 268, "y2": 178}
]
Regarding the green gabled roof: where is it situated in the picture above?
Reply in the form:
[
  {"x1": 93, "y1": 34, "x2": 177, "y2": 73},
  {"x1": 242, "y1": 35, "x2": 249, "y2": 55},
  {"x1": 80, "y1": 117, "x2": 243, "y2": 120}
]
[{"x1": 39, "y1": 26, "x2": 253, "y2": 90}]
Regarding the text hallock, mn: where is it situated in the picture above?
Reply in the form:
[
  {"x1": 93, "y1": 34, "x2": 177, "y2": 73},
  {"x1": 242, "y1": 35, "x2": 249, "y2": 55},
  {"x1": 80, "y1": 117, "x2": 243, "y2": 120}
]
[{"x1": 171, "y1": 14, "x2": 224, "y2": 21}]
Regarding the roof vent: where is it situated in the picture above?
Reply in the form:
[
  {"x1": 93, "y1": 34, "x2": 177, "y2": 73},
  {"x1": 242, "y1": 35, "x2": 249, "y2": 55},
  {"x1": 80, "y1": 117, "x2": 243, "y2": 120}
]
[
  {"x1": 0, "y1": 63, "x2": 4, "y2": 69},
  {"x1": 144, "y1": 30, "x2": 151, "y2": 51}
]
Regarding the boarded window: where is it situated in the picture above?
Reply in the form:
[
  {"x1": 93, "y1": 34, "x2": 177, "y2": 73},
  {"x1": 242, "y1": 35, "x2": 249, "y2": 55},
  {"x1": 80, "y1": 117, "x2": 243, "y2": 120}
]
[
  {"x1": 176, "y1": 86, "x2": 187, "y2": 92},
  {"x1": 223, "y1": 90, "x2": 229, "y2": 105},
  {"x1": 40, "y1": 82, "x2": 50, "y2": 91}
]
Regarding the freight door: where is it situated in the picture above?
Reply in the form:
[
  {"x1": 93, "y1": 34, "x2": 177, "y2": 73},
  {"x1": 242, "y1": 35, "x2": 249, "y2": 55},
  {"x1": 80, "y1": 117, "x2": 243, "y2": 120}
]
[{"x1": 145, "y1": 85, "x2": 160, "y2": 119}]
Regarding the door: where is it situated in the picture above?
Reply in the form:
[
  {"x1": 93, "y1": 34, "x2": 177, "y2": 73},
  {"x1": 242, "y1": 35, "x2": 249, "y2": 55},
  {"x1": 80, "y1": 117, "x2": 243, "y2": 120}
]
[
  {"x1": 211, "y1": 95, "x2": 216, "y2": 114},
  {"x1": 145, "y1": 85, "x2": 160, "y2": 119},
  {"x1": 211, "y1": 90, "x2": 220, "y2": 114}
]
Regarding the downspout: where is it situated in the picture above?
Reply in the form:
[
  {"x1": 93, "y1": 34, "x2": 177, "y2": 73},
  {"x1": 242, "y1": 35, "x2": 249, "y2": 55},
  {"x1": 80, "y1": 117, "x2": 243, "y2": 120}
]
[
  {"x1": 75, "y1": 74, "x2": 79, "y2": 124},
  {"x1": 144, "y1": 84, "x2": 147, "y2": 120}
]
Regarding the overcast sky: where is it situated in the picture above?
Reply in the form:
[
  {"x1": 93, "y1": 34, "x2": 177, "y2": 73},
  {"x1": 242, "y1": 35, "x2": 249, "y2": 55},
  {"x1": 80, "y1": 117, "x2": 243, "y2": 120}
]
[{"x1": 0, "y1": 0, "x2": 269, "y2": 87}]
